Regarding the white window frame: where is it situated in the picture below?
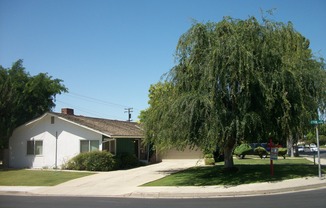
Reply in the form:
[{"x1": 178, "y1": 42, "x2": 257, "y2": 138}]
[
  {"x1": 80, "y1": 140, "x2": 99, "y2": 153},
  {"x1": 108, "y1": 139, "x2": 116, "y2": 155}
]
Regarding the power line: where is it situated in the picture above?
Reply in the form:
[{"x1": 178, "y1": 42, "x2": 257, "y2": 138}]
[
  {"x1": 65, "y1": 91, "x2": 141, "y2": 111},
  {"x1": 56, "y1": 100, "x2": 125, "y2": 120},
  {"x1": 67, "y1": 91, "x2": 130, "y2": 108},
  {"x1": 55, "y1": 92, "x2": 142, "y2": 120}
]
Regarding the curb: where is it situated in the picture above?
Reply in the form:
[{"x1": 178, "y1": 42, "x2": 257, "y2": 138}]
[
  {"x1": 1, "y1": 183, "x2": 326, "y2": 198},
  {"x1": 125, "y1": 183, "x2": 326, "y2": 198}
]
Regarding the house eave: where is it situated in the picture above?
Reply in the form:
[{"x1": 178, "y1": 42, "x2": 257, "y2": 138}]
[
  {"x1": 48, "y1": 113, "x2": 112, "y2": 138},
  {"x1": 24, "y1": 113, "x2": 48, "y2": 127},
  {"x1": 15, "y1": 112, "x2": 143, "y2": 140},
  {"x1": 111, "y1": 135, "x2": 144, "y2": 139}
]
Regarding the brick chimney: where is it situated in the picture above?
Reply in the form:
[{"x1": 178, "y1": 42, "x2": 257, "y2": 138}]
[{"x1": 61, "y1": 108, "x2": 74, "y2": 115}]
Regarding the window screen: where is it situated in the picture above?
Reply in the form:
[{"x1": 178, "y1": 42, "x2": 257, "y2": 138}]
[
  {"x1": 80, "y1": 140, "x2": 89, "y2": 153},
  {"x1": 90, "y1": 140, "x2": 99, "y2": 151},
  {"x1": 35, "y1": 141, "x2": 43, "y2": 155},
  {"x1": 80, "y1": 140, "x2": 99, "y2": 153},
  {"x1": 27, "y1": 140, "x2": 43, "y2": 155},
  {"x1": 27, "y1": 141, "x2": 34, "y2": 155}
]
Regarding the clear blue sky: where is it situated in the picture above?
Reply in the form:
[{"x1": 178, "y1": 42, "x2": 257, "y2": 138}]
[{"x1": 1, "y1": 0, "x2": 325, "y2": 121}]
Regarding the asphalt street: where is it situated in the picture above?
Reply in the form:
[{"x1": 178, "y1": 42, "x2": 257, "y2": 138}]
[
  {"x1": 1, "y1": 188, "x2": 325, "y2": 208},
  {"x1": 299, "y1": 149, "x2": 326, "y2": 163}
]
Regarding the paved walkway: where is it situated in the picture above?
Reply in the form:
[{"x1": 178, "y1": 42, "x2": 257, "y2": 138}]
[{"x1": 1, "y1": 158, "x2": 325, "y2": 198}]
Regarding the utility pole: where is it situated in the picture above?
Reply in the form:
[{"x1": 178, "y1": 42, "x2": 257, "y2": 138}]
[
  {"x1": 316, "y1": 124, "x2": 321, "y2": 180},
  {"x1": 124, "y1": 108, "x2": 133, "y2": 122},
  {"x1": 310, "y1": 119, "x2": 324, "y2": 180}
]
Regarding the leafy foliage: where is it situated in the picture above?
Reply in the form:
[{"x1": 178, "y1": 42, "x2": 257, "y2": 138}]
[
  {"x1": 141, "y1": 16, "x2": 326, "y2": 168},
  {"x1": 0, "y1": 60, "x2": 67, "y2": 148},
  {"x1": 64, "y1": 151, "x2": 145, "y2": 171},
  {"x1": 114, "y1": 153, "x2": 144, "y2": 169},
  {"x1": 234, "y1": 144, "x2": 253, "y2": 159},
  {"x1": 319, "y1": 124, "x2": 326, "y2": 136},
  {"x1": 278, "y1": 148, "x2": 288, "y2": 159},
  {"x1": 204, "y1": 153, "x2": 215, "y2": 165},
  {"x1": 254, "y1": 147, "x2": 269, "y2": 159},
  {"x1": 64, "y1": 151, "x2": 116, "y2": 171},
  {"x1": 304, "y1": 127, "x2": 326, "y2": 146},
  {"x1": 204, "y1": 153, "x2": 214, "y2": 158},
  {"x1": 204, "y1": 158, "x2": 215, "y2": 166},
  {"x1": 319, "y1": 135, "x2": 326, "y2": 146}
]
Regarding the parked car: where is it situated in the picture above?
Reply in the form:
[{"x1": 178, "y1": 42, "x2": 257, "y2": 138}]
[
  {"x1": 260, "y1": 143, "x2": 270, "y2": 152},
  {"x1": 297, "y1": 145, "x2": 305, "y2": 152},
  {"x1": 310, "y1": 143, "x2": 318, "y2": 152},
  {"x1": 304, "y1": 144, "x2": 311, "y2": 152}
]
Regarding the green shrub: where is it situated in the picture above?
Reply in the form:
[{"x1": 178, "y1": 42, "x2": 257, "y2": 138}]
[
  {"x1": 64, "y1": 151, "x2": 147, "y2": 171},
  {"x1": 278, "y1": 148, "x2": 287, "y2": 159},
  {"x1": 204, "y1": 158, "x2": 215, "y2": 165},
  {"x1": 254, "y1": 146, "x2": 268, "y2": 159},
  {"x1": 85, "y1": 151, "x2": 116, "y2": 171},
  {"x1": 64, "y1": 151, "x2": 115, "y2": 171},
  {"x1": 204, "y1": 153, "x2": 214, "y2": 158},
  {"x1": 114, "y1": 153, "x2": 142, "y2": 169},
  {"x1": 204, "y1": 153, "x2": 215, "y2": 165},
  {"x1": 64, "y1": 152, "x2": 88, "y2": 170},
  {"x1": 234, "y1": 144, "x2": 253, "y2": 159}
]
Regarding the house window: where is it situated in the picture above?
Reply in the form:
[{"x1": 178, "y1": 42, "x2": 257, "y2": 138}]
[
  {"x1": 27, "y1": 140, "x2": 43, "y2": 155},
  {"x1": 27, "y1": 141, "x2": 34, "y2": 155},
  {"x1": 102, "y1": 139, "x2": 116, "y2": 155},
  {"x1": 80, "y1": 140, "x2": 99, "y2": 153}
]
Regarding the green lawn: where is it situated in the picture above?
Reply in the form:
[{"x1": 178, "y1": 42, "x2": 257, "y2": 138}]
[
  {"x1": 144, "y1": 157, "x2": 325, "y2": 186},
  {"x1": 0, "y1": 169, "x2": 94, "y2": 186}
]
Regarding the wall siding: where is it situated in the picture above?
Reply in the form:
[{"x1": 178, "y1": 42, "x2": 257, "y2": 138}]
[{"x1": 9, "y1": 114, "x2": 103, "y2": 169}]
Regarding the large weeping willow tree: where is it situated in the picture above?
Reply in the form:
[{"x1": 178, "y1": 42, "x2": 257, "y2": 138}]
[{"x1": 141, "y1": 16, "x2": 325, "y2": 169}]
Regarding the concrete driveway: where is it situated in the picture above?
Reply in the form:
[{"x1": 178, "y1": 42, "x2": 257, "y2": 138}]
[{"x1": 31, "y1": 159, "x2": 203, "y2": 197}]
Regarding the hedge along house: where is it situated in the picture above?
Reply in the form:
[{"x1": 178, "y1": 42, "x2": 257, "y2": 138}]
[{"x1": 9, "y1": 108, "x2": 145, "y2": 169}]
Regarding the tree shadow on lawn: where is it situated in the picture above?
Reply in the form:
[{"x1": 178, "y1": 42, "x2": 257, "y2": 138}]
[{"x1": 167, "y1": 164, "x2": 322, "y2": 186}]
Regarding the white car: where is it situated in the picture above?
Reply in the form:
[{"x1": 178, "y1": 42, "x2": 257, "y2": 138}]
[
  {"x1": 297, "y1": 145, "x2": 305, "y2": 152},
  {"x1": 304, "y1": 144, "x2": 311, "y2": 152},
  {"x1": 310, "y1": 143, "x2": 318, "y2": 152}
]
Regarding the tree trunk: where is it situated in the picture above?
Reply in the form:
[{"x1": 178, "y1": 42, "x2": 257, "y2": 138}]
[
  {"x1": 287, "y1": 134, "x2": 294, "y2": 157},
  {"x1": 223, "y1": 139, "x2": 236, "y2": 169}
]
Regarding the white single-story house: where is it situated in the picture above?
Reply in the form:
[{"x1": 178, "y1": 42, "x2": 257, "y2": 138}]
[
  {"x1": 9, "y1": 108, "x2": 204, "y2": 169},
  {"x1": 9, "y1": 108, "x2": 146, "y2": 169}
]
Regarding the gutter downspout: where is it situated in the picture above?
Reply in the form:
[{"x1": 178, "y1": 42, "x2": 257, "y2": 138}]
[{"x1": 55, "y1": 131, "x2": 58, "y2": 169}]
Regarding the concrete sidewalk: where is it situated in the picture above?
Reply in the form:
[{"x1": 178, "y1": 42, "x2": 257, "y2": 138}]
[
  {"x1": 1, "y1": 158, "x2": 325, "y2": 198},
  {"x1": 11, "y1": 160, "x2": 203, "y2": 197}
]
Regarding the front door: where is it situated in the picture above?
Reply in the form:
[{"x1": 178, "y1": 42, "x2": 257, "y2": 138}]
[{"x1": 116, "y1": 138, "x2": 140, "y2": 159}]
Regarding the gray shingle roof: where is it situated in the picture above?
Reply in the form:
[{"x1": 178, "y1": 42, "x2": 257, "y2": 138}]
[{"x1": 52, "y1": 113, "x2": 143, "y2": 138}]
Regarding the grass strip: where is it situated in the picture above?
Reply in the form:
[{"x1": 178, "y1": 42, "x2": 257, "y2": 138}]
[
  {"x1": 0, "y1": 169, "x2": 94, "y2": 186},
  {"x1": 144, "y1": 158, "x2": 325, "y2": 186}
]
